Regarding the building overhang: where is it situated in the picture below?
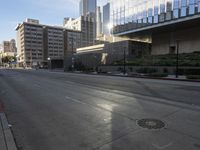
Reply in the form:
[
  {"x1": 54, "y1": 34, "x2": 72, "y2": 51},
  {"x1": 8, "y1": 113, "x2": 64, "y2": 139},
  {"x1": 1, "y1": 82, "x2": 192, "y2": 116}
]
[{"x1": 114, "y1": 14, "x2": 200, "y2": 37}]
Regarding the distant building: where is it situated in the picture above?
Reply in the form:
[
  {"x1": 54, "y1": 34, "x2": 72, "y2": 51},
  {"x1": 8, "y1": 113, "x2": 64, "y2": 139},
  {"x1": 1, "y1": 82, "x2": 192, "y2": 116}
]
[
  {"x1": 79, "y1": 0, "x2": 97, "y2": 17},
  {"x1": 2, "y1": 39, "x2": 17, "y2": 56},
  {"x1": 103, "y1": 3, "x2": 110, "y2": 35},
  {"x1": 0, "y1": 44, "x2": 2, "y2": 52},
  {"x1": 16, "y1": 19, "x2": 81, "y2": 68},
  {"x1": 96, "y1": 6, "x2": 102, "y2": 37},
  {"x1": 64, "y1": 15, "x2": 95, "y2": 47}
]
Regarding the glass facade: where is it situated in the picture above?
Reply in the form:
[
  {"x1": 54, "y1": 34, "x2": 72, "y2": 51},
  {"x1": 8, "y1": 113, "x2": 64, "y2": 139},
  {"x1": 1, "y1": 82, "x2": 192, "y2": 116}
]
[
  {"x1": 199, "y1": 0, "x2": 200, "y2": 13},
  {"x1": 110, "y1": 0, "x2": 200, "y2": 33}
]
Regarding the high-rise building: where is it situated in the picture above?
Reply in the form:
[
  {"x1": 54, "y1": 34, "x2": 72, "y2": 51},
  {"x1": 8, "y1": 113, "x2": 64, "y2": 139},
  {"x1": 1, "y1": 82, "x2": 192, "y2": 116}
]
[
  {"x1": 79, "y1": 0, "x2": 97, "y2": 17},
  {"x1": 103, "y1": 3, "x2": 110, "y2": 35},
  {"x1": 16, "y1": 19, "x2": 81, "y2": 68},
  {"x1": 96, "y1": 6, "x2": 102, "y2": 37}
]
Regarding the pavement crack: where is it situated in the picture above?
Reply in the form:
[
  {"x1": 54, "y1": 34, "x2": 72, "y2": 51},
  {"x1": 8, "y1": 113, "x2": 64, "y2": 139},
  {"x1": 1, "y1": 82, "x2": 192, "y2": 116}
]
[
  {"x1": 162, "y1": 108, "x2": 182, "y2": 118},
  {"x1": 92, "y1": 128, "x2": 143, "y2": 150}
]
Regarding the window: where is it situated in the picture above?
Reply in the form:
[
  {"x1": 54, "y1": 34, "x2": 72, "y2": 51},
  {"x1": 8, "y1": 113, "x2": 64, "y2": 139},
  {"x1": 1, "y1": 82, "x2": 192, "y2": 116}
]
[
  {"x1": 181, "y1": 7, "x2": 187, "y2": 17},
  {"x1": 199, "y1": 0, "x2": 200, "y2": 12},
  {"x1": 173, "y1": 0, "x2": 179, "y2": 18},
  {"x1": 160, "y1": 0, "x2": 166, "y2": 14},
  {"x1": 173, "y1": 9, "x2": 179, "y2": 18},
  {"x1": 154, "y1": 15, "x2": 159, "y2": 23},
  {"x1": 189, "y1": 0, "x2": 196, "y2": 15}
]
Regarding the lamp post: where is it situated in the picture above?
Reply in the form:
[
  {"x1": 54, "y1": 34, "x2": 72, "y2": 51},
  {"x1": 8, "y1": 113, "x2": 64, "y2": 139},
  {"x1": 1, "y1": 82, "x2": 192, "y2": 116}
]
[
  {"x1": 70, "y1": 37, "x2": 75, "y2": 71},
  {"x1": 176, "y1": 40, "x2": 179, "y2": 78},
  {"x1": 123, "y1": 47, "x2": 126, "y2": 75}
]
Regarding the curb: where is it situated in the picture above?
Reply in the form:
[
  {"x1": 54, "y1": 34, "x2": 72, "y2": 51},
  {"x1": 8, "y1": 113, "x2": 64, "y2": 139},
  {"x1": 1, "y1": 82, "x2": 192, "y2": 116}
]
[
  {"x1": 0, "y1": 102, "x2": 17, "y2": 150},
  {"x1": 65, "y1": 71, "x2": 200, "y2": 83}
]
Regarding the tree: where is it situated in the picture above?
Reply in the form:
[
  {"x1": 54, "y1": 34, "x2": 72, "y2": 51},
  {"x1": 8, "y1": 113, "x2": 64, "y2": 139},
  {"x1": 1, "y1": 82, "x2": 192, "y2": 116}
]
[{"x1": 2, "y1": 56, "x2": 16, "y2": 63}]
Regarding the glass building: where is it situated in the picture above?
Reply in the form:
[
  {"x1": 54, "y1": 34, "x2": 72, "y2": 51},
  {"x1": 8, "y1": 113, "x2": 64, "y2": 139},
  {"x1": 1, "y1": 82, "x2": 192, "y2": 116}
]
[
  {"x1": 110, "y1": 0, "x2": 200, "y2": 34},
  {"x1": 103, "y1": 3, "x2": 110, "y2": 35},
  {"x1": 79, "y1": 0, "x2": 97, "y2": 17}
]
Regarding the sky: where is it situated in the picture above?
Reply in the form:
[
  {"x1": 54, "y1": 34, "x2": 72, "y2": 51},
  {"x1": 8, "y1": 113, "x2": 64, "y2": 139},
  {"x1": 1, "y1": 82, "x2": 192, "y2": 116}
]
[{"x1": 0, "y1": 0, "x2": 108, "y2": 42}]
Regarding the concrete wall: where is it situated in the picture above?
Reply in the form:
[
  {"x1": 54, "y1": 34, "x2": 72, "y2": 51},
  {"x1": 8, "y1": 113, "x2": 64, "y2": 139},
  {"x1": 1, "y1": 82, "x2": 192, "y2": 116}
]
[{"x1": 152, "y1": 26, "x2": 200, "y2": 55}]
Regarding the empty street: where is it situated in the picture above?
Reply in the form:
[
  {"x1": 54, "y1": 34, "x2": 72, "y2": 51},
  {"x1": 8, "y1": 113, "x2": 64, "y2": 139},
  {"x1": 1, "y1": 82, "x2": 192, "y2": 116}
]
[{"x1": 0, "y1": 69, "x2": 200, "y2": 150}]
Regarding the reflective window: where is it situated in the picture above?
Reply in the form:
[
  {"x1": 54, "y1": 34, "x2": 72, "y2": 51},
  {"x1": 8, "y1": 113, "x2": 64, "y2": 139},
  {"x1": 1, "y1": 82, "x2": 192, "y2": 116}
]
[
  {"x1": 173, "y1": 9, "x2": 179, "y2": 18},
  {"x1": 181, "y1": 0, "x2": 187, "y2": 7},
  {"x1": 160, "y1": 0, "x2": 166, "y2": 13},
  {"x1": 148, "y1": 16, "x2": 153, "y2": 24},
  {"x1": 173, "y1": 0, "x2": 179, "y2": 9},
  {"x1": 181, "y1": 7, "x2": 187, "y2": 17},
  {"x1": 166, "y1": 0, "x2": 172, "y2": 12},
  {"x1": 189, "y1": 0, "x2": 196, "y2": 15},
  {"x1": 154, "y1": 15, "x2": 159, "y2": 23},
  {"x1": 189, "y1": 5, "x2": 195, "y2": 14},
  {"x1": 199, "y1": 1, "x2": 200, "y2": 13}
]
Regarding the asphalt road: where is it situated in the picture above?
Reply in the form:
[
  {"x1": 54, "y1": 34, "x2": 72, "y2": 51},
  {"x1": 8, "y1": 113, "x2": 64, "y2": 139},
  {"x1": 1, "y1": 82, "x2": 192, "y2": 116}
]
[{"x1": 0, "y1": 69, "x2": 200, "y2": 150}]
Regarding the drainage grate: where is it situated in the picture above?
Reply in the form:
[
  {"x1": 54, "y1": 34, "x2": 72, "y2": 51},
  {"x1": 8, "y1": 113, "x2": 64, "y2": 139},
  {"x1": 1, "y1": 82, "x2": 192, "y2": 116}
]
[{"x1": 137, "y1": 119, "x2": 165, "y2": 130}]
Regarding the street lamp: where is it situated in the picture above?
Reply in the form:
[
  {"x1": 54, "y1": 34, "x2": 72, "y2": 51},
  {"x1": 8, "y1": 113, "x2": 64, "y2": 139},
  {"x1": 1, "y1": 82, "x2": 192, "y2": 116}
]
[
  {"x1": 47, "y1": 57, "x2": 51, "y2": 70},
  {"x1": 123, "y1": 47, "x2": 126, "y2": 75},
  {"x1": 69, "y1": 37, "x2": 75, "y2": 71},
  {"x1": 176, "y1": 40, "x2": 180, "y2": 78}
]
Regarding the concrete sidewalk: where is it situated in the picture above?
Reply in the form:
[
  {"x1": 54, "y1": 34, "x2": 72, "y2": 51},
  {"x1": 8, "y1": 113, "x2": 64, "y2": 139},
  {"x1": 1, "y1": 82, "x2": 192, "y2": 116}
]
[{"x1": 0, "y1": 102, "x2": 17, "y2": 150}]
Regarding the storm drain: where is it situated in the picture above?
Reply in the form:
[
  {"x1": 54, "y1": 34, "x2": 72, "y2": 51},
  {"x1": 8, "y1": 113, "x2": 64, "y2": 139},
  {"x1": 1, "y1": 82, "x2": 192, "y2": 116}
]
[{"x1": 137, "y1": 119, "x2": 165, "y2": 130}]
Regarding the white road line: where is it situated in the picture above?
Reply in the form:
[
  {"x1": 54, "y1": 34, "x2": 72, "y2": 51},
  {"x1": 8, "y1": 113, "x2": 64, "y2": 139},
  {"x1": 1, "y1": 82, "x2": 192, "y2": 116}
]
[{"x1": 152, "y1": 142, "x2": 173, "y2": 149}]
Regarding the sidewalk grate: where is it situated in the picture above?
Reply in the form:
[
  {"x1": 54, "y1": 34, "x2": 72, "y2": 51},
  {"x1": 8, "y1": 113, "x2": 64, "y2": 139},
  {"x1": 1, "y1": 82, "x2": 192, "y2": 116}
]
[{"x1": 137, "y1": 119, "x2": 165, "y2": 130}]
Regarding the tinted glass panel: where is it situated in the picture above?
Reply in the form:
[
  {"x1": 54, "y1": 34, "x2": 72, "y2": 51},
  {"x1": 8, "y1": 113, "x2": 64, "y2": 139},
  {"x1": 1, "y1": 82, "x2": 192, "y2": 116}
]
[
  {"x1": 148, "y1": 16, "x2": 153, "y2": 24},
  {"x1": 173, "y1": 9, "x2": 179, "y2": 18},
  {"x1": 154, "y1": 15, "x2": 158, "y2": 23},
  {"x1": 189, "y1": 5, "x2": 195, "y2": 14},
  {"x1": 198, "y1": 1, "x2": 200, "y2": 12},
  {"x1": 181, "y1": 7, "x2": 187, "y2": 16}
]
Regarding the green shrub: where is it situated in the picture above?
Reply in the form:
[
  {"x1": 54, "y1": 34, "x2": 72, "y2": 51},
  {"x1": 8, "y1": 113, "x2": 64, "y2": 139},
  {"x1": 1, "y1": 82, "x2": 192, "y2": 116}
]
[
  {"x1": 147, "y1": 73, "x2": 168, "y2": 78},
  {"x1": 136, "y1": 68, "x2": 157, "y2": 74},
  {"x1": 186, "y1": 75, "x2": 200, "y2": 80}
]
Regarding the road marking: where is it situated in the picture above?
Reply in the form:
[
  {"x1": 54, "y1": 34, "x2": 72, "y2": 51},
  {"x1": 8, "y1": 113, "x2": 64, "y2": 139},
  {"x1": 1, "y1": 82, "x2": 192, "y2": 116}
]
[
  {"x1": 33, "y1": 84, "x2": 41, "y2": 88},
  {"x1": 152, "y1": 142, "x2": 173, "y2": 149},
  {"x1": 65, "y1": 96, "x2": 86, "y2": 105}
]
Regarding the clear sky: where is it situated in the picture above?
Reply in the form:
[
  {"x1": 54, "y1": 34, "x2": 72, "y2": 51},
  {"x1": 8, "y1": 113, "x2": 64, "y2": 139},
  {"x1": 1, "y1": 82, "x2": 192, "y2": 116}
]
[{"x1": 0, "y1": 0, "x2": 108, "y2": 42}]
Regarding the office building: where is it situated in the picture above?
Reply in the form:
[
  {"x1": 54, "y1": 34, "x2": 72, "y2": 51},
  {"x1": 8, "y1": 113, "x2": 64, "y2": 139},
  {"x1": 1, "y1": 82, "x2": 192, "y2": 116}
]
[
  {"x1": 110, "y1": 0, "x2": 200, "y2": 55},
  {"x1": 64, "y1": 15, "x2": 95, "y2": 47},
  {"x1": 16, "y1": 19, "x2": 44, "y2": 67},
  {"x1": 16, "y1": 19, "x2": 81, "y2": 68},
  {"x1": 103, "y1": 3, "x2": 110, "y2": 35}
]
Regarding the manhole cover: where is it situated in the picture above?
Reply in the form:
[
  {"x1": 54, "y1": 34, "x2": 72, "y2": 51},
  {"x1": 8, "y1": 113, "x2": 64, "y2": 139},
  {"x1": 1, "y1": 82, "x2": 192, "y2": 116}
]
[{"x1": 137, "y1": 119, "x2": 165, "y2": 130}]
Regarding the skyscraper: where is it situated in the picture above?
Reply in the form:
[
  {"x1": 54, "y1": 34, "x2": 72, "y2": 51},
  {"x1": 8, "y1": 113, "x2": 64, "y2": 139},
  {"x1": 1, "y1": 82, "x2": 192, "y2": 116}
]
[
  {"x1": 79, "y1": 0, "x2": 97, "y2": 17},
  {"x1": 96, "y1": 6, "x2": 102, "y2": 37},
  {"x1": 103, "y1": 3, "x2": 110, "y2": 35}
]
